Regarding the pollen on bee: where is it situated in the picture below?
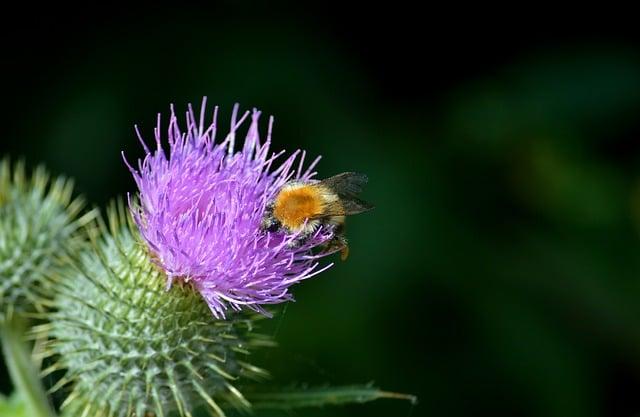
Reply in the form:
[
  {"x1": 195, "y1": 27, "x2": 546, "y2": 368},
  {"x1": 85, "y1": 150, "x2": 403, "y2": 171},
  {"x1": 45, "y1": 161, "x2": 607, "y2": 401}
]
[{"x1": 273, "y1": 185, "x2": 324, "y2": 231}]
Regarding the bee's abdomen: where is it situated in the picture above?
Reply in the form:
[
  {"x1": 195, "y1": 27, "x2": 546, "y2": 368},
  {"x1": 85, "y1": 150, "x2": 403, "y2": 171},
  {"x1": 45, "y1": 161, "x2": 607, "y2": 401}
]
[{"x1": 273, "y1": 185, "x2": 324, "y2": 231}]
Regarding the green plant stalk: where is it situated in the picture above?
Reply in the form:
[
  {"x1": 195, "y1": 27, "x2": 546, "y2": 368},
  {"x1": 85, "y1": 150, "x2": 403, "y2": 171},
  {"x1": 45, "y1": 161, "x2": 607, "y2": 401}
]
[{"x1": 0, "y1": 318, "x2": 56, "y2": 417}]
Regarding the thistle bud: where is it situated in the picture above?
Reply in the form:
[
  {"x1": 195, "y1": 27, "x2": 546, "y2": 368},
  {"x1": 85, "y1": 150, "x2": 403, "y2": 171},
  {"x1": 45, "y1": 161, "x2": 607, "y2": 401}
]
[
  {"x1": 0, "y1": 159, "x2": 92, "y2": 323},
  {"x1": 47, "y1": 206, "x2": 270, "y2": 417}
]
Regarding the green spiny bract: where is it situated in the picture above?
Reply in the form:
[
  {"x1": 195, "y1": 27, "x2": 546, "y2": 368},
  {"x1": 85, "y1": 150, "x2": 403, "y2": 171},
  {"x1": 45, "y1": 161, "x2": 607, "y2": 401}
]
[
  {"x1": 46, "y1": 205, "x2": 272, "y2": 417},
  {"x1": 0, "y1": 159, "x2": 93, "y2": 323}
]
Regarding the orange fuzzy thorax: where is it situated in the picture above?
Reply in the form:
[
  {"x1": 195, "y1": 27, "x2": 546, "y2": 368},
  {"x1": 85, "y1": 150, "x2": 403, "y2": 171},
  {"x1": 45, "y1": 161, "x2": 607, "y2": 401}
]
[{"x1": 273, "y1": 185, "x2": 326, "y2": 231}]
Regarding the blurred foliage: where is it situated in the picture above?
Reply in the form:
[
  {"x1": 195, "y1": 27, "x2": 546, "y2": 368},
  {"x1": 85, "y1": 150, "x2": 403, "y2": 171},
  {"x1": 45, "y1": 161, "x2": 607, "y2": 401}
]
[
  {"x1": 1, "y1": 8, "x2": 640, "y2": 417},
  {"x1": 0, "y1": 392, "x2": 26, "y2": 417}
]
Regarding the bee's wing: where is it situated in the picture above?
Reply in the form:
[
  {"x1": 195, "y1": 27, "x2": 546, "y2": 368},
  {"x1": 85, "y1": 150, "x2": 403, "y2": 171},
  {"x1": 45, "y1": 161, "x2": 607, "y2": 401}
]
[
  {"x1": 310, "y1": 198, "x2": 374, "y2": 219},
  {"x1": 313, "y1": 172, "x2": 374, "y2": 217},
  {"x1": 335, "y1": 196, "x2": 375, "y2": 215},
  {"x1": 320, "y1": 172, "x2": 369, "y2": 197}
]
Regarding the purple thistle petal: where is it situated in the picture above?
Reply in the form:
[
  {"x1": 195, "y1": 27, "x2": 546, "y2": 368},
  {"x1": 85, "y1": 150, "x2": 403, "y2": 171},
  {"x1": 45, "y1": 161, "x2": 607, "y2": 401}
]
[{"x1": 125, "y1": 99, "x2": 335, "y2": 318}]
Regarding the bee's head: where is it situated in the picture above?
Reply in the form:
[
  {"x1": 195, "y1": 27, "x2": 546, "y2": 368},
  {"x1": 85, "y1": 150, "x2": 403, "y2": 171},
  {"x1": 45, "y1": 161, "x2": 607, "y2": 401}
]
[
  {"x1": 260, "y1": 216, "x2": 281, "y2": 232},
  {"x1": 260, "y1": 203, "x2": 281, "y2": 232}
]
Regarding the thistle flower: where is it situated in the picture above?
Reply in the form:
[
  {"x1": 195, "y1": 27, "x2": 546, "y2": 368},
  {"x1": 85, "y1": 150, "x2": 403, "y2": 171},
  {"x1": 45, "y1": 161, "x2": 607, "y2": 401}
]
[
  {"x1": 124, "y1": 99, "x2": 335, "y2": 317},
  {"x1": 0, "y1": 159, "x2": 93, "y2": 322},
  {"x1": 47, "y1": 204, "x2": 270, "y2": 417}
]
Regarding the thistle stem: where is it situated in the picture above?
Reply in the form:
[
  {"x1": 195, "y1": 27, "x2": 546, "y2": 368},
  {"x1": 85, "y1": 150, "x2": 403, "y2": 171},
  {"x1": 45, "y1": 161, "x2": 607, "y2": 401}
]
[{"x1": 0, "y1": 317, "x2": 56, "y2": 417}]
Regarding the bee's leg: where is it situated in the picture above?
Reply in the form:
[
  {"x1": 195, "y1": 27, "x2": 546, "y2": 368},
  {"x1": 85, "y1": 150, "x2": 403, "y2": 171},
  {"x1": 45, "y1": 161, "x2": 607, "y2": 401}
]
[
  {"x1": 337, "y1": 235, "x2": 350, "y2": 261},
  {"x1": 324, "y1": 234, "x2": 349, "y2": 260},
  {"x1": 339, "y1": 244, "x2": 350, "y2": 261},
  {"x1": 332, "y1": 222, "x2": 349, "y2": 260}
]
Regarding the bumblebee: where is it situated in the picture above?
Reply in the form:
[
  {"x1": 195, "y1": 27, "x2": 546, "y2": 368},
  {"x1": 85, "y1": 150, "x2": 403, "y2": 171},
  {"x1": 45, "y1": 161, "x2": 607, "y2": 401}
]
[{"x1": 261, "y1": 172, "x2": 373, "y2": 260}]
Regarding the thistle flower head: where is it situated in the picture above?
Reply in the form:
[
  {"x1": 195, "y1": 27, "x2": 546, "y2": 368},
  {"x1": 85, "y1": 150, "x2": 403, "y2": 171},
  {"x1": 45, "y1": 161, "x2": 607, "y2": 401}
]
[
  {"x1": 48, "y1": 204, "x2": 270, "y2": 417},
  {"x1": 124, "y1": 99, "x2": 335, "y2": 317},
  {"x1": 0, "y1": 159, "x2": 93, "y2": 322}
]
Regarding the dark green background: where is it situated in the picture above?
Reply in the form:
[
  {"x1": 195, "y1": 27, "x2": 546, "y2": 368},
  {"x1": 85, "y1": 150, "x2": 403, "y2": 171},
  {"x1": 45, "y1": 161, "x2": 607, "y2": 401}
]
[{"x1": 2, "y1": 6, "x2": 640, "y2": 417}]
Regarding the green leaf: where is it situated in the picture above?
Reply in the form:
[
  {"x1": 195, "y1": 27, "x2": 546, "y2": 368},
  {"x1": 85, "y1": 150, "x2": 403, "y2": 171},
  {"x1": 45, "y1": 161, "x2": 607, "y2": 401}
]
[
  {"x1": 0, "y1": 319, "x2": 56, "y2": 417},
  {"x1": 243, "y1": 384, "x2": 417, "y2": 410},
  {"x1": 0, "y1": 392, "x2": 28, "y2": 417}
]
